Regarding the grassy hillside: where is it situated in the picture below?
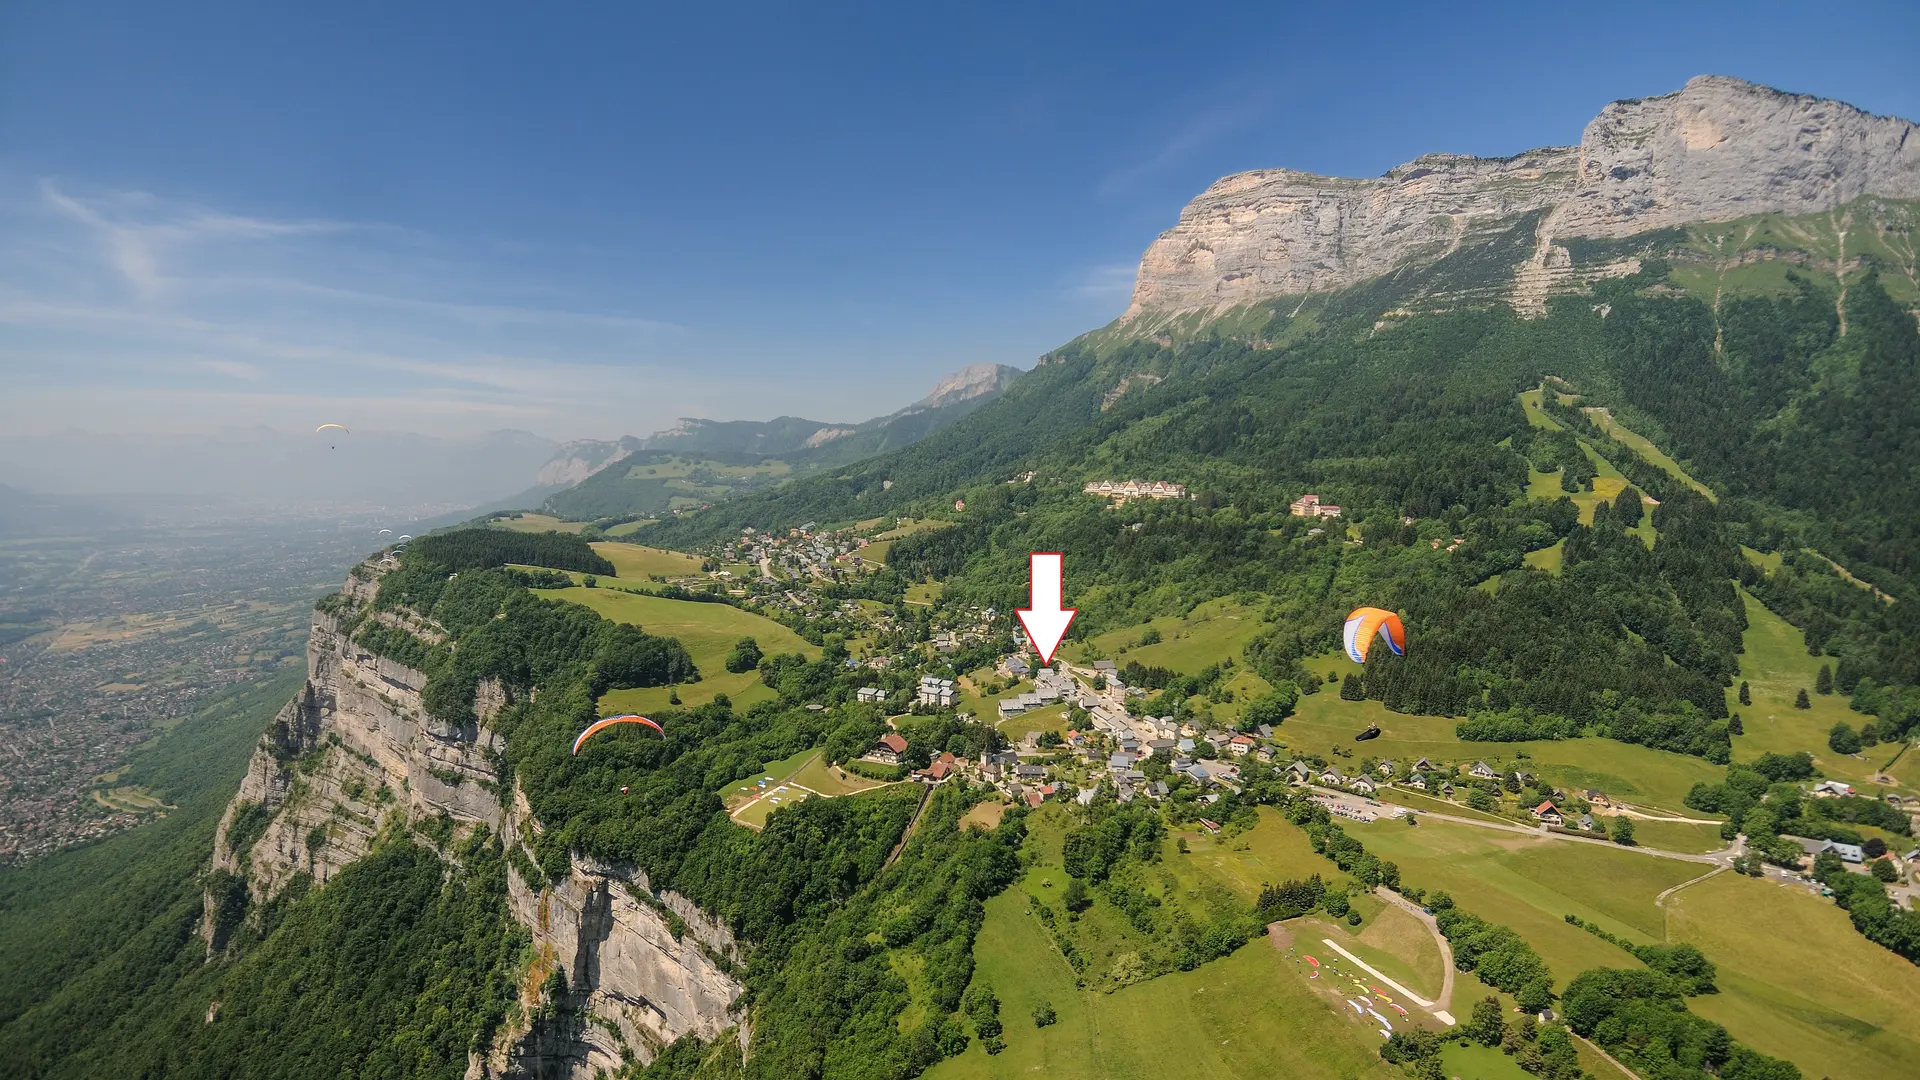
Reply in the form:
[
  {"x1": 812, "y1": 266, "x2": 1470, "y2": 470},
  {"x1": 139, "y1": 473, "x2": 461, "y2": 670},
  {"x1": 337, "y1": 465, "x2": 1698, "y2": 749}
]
[{"x1": 556, "y1": 585, "x2": 818, "y2": 712}]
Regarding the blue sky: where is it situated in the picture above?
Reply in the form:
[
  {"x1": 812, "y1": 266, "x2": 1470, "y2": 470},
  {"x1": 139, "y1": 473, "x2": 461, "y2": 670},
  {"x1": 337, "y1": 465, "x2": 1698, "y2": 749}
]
[{"x1": 2, "y1": 0, "x2": 1915, "y2": 441}]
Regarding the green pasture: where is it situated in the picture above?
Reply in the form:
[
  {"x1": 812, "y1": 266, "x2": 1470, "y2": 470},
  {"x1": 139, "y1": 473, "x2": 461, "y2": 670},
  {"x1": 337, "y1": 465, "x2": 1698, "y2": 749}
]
[
  {"x1": 1669, "y1": 869, "x2": 1920, "y2": 1079},
  {"x1": 1732, "y1": 589, "x2": 1913, "y2": 796},
  {"x1": 1069, "y1": 597, "x2": 1266, "y2": 673},
  {"x1": 1346, "y1": 816, "x2": 1696, "y2": 982},
  {"x1": 493, "y1": 513, "x2": 585, "y2": 533},
  {"x1": 558, "y1": 587, "x2": 817, "y2": 714},
  {"x1": 589, "y1": 541, "x2": 706, "y2": 580},
  {"x1": 925, "y1": 882, "x2": 1396, "y2": 1080},
  {"x1": 1279, "y1": 685, "x2": 1726, "y2": 816},
  {"x1": 1581, "y1": 407, "x2": 1713, "y2": 500}
]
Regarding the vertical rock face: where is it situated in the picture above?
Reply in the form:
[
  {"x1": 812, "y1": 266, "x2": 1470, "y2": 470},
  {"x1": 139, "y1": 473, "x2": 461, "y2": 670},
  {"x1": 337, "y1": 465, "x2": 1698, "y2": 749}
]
[
  {"x1": 204, "y1": 564, "x2": 744, "y2": 1078},
  {"x1": 1124, "y1": 75, "x2": 1920, "y2": 319}
]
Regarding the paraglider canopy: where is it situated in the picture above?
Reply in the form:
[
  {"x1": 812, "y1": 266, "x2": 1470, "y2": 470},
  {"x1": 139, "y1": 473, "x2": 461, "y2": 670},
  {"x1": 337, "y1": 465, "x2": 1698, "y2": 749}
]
[
  {"x1": 379, "y1": 528, "x2": 393, "y2": 536},
  {"x1": 316, "y1": 423, "x2": 348, "y2": 449},
  {"x1": 572, "y1": 714, "x2": 663, "y2": 755},
  {"x1": 1343, "y1": 607, "x2": 1406, "y2": 664}
]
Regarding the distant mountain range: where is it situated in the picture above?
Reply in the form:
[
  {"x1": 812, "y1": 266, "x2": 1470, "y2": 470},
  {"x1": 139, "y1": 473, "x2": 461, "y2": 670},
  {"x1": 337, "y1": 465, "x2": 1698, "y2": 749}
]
[{"x1": 536, "y1": 363, "x2": 1022, "y2": 519}]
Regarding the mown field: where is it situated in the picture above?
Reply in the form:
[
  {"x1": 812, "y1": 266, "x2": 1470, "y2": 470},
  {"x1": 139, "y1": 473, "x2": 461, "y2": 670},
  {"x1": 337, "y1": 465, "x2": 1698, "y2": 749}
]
[
  {"x1": 925, "y1": 805, "x2": 1397, "y2": 1080},
  {"x1": 491, "y1": 513, "x2": 586, "y2": 533},
  {"x1": 589, "y1": 541, "x2": 706, "y2": 580},
  {"x1": 1730, "y1": 588, "x2": 1915, "y2": 797},
  {"x1": 1667, "y1": 870, "x2": 1920, "y2": 1080},
  {"x1": 556, "y1": 587, "x2": 817, "y2": 713}
]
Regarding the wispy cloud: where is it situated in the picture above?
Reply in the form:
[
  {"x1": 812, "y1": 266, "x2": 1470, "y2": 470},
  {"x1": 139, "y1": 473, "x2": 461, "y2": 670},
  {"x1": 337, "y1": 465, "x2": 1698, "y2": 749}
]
[
  {"x1": 191, "y1": 358, "x2": 264, "y2": 381},
  {"x1": 0, "y1": 178, "x2": 690, "y2": 439},
  {"x1": 1068, "y1": 262, "x2": 1139, "y2": 300},
  {"x1": 39, "y1": 180, "x2": 348, "y2": 299},
  {"x1": 1096, "y1": 91, "x2": 1272, "y2": 200}
]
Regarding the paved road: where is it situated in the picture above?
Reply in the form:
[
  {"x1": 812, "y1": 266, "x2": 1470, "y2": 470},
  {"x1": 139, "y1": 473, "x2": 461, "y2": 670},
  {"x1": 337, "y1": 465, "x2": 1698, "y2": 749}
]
[{"x1": 1309, "y1": 786, "x2": 1731, "y2": 867}]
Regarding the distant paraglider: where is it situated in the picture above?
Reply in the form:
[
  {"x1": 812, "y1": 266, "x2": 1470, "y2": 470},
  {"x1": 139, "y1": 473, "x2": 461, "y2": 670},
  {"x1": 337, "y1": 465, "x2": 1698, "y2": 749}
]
[
  {"x1": 379, "y1": 528, "x2": 393, "y2": 536},
  {"x1": 1342, "y1": 607, "x2": 1406, "y2": 664},
  {"x1": 571, "y1": 714, "x2": 663, "y2": 755},
  {"x1": 316, "y1": 423, "x2": 348, "y2": 450}
]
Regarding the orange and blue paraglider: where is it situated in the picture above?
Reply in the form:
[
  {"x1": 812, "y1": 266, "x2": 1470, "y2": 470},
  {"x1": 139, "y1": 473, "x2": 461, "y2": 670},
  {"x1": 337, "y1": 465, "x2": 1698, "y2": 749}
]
[
  {"x1": 571, "y1": 714, "x2": 663, "y2": 755},
  {"x1": 1343, "y1": 607, "x2": 1406, "y2": 664}
]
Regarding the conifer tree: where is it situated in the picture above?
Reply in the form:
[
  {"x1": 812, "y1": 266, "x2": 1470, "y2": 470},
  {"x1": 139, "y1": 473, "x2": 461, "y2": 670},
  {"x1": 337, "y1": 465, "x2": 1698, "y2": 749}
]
[{"x1": 1816, "y1": 664, "x2": 1833, "y2": 695}]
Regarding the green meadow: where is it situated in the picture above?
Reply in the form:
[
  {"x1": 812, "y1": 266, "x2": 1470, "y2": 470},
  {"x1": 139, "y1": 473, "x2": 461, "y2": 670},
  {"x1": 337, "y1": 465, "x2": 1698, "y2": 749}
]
[
  {"x1": 556, "y1": 586, "x2": 817, "y2": 713},
  {"x1": 1731, "y1": 588, "x2": 1915, "y2": 796}
]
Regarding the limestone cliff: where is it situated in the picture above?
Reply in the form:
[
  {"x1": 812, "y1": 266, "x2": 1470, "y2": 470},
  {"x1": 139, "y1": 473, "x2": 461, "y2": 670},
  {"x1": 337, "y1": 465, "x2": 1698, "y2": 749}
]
[
  {"x1": 203, "y1": 562, "x2": 744, "y2": 1079},
  {"x1": 1125, "y1": 75, "x2": 1920, "y2": 320}
]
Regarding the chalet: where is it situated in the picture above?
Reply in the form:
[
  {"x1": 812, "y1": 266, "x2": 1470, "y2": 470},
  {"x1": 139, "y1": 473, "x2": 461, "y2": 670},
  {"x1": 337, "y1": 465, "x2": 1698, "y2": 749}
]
[
  {"x1": 1414, "y1": 757, "x2": 1433, "y2": 772},
  {"x1": 1350, "y1": 778, "x2": 1377, "y2": 796},
  {"x1": 870, "y1": 733, "x2": 909, "y2": 766},
  {"x1": 1147, "y1": 738, "x2": 1177, "y2": 756},
  {"x1": 1583, "y1": 789, "x2": 1612, "y2": 808},
  {"x1": 1286, "y1": 761, "x2": 1314, "y2": 784},
  {"x1": 1256, "y1": 746, "x2": 1274, "y2": 763},
  {"x1": 1515, "y1": 771, "x2": 1538, "y2": 787},
  {"x1": 1469, "y1": 762, "x2": 1498, "y2": 780},
  {"x1": 1228, "y1": 735, "x2": 1257, "y2": 756},
  {"x1": 1024, "y1": 789, "x2": 1046, "y2": 809},
  {"x1": 1319, "y1": 767, "x2": 1345, "y2": 786},
  {"x1": 1376, "y1": 760, "x2": 1398, "y2": 776},
  {"x1": 1255, "y1": 724, "x2": 1275, "y2": 739},
  {"x1": 1289, "y1": 493, "x2": 1344, "y2": 518},
  {"x1": 1576, "y1": 813, "x2": 1598, "y2": 832},
  {"x1": 1530, "y1": 801, "x2": 1563, "y2": 826},
  {"x1": 1438, "y1": 780, "x2": 1456, "y2": 797},
  {"x1": 920, "y1": 756, "x2": 955, "y2": 782},
  {"x1": 1149, "y1": 780, "x2": 1170, "y2": 800},
  {"x1": 1014, "y1": 764, "x2": 1047, "y2": 782},
  {"x1": 1811, "y1": 780, "x2": 1857, "y2": 797},
  {"x1": 1092, "y1": 659, "x2": 1118, "y2": 673},
  {"x1": 1405, "y1": 772, "x2": 1428, "y2": 791},
  {"x1": 1000, "y1": 655, "x2": 1031, "y2": 678}
]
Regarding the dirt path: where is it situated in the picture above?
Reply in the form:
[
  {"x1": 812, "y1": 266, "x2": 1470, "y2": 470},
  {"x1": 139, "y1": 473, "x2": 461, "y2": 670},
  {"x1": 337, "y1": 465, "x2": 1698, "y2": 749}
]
[
  {"x1": 1575, "y1": 1032, "x2": 1647, "y2": 1080},
  {"x1": 1614, "y1": 807, "x2": 1723, "y2": 824},
  {"x1": 881, "y1": 783, "x2": 935, "y2": 870},
  {"x1": 1656, "y1": 865, "x2": 1728, "y2": 940},
  {"x1": 1375, "y1": 887, "x2": 1455, "y2": 1021},
  {"x1": 1312, "y1": 787, "x2": 1726, "y2": 866}
]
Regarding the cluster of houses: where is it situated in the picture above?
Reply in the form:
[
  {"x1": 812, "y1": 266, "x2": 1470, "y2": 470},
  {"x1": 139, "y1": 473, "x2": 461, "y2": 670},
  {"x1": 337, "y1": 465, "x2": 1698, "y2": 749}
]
[
  {"x1": 916, "y1": 675, "x2": 957, "y2": 708},
  {"x1": 1289, "y1": 493, "x2": 1343, "y2": 519},
  {"x1": 1083, "y1": 479, "x2": 1190, "y2": 503},
  {"x1": 996, "y1": 666, "x2": 1078, "y2": 721}
]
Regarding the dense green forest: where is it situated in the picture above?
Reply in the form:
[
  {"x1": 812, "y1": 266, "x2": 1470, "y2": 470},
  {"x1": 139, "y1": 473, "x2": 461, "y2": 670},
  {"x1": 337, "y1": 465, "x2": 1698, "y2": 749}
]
[{"x1": 648, "y1": 269, "x2": 1920, "y2": 765}]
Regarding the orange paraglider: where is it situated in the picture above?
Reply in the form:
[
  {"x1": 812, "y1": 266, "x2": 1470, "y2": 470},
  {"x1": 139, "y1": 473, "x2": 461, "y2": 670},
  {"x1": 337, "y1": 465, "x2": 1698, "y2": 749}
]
[
  {"x1": 571, "y1": 714, "x2": 663, "y2": 755},
  {"x1": 1342, "y1": 607, "x2": 1406, "y2": 663}
]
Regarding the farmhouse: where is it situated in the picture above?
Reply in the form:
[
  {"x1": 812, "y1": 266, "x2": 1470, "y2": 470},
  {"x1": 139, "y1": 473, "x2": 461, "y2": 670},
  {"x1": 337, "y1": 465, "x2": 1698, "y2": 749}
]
[
  {"x1": 869, "y1": 733, "x2": 909, "y2": 766},
  {"x1": 1531, "y1": 800, "x2": 1563, "y2": 826},
  {"x1": 1228, "y1": 735, "x2": 1256, "y2": 756},
  {"x1": 1583, "y1": 789, "x2": 1612, "y2": 808},
  {"x1": 1286, "y1": 761, "x2": 1314, "y2": 784},
  {"x1": 1289, "y1": 493, "x2": 1344, "y2": 518}
]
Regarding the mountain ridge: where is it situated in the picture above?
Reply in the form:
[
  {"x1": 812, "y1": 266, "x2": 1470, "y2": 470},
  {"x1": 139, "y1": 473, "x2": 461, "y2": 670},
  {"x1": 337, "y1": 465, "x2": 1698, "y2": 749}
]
[{"x1": 1125, "y1": 75, "x2": 1920, "y2": 322}]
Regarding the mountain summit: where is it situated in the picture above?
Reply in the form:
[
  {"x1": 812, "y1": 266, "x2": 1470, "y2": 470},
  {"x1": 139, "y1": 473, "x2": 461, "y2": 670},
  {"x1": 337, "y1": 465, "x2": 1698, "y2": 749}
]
[{"x1": 1126, "y1": 75, "x2": 1920, "y2": 320}]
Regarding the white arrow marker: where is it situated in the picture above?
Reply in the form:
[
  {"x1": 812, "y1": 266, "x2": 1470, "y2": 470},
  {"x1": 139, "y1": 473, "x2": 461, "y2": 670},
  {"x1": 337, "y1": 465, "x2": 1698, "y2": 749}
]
[{"x1": 1016, "y1": 552, "x2": 1076, "y2": 667}]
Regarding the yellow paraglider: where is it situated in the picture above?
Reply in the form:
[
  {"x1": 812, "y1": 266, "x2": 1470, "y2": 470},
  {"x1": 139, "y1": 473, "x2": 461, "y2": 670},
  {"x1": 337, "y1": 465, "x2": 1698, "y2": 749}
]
[{"x1": 1342, "y1": 607, "x2": 1406, "y2": 664}]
